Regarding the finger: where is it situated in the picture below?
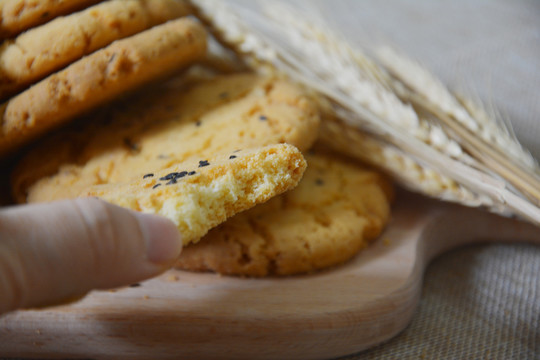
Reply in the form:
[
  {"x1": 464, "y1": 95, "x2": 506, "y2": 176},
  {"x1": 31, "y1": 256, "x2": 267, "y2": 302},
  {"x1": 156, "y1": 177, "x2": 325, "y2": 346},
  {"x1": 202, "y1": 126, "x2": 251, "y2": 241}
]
[{"x1": 0, "y1": 198, "x2": 182, "y2": 313}]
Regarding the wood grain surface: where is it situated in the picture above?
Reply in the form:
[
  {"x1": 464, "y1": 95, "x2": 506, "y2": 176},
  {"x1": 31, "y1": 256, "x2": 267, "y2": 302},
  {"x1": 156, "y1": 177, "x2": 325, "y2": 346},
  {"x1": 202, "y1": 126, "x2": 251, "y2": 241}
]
[{"x1": 1, "y1": 190, "x2": 539, "y2": 360}]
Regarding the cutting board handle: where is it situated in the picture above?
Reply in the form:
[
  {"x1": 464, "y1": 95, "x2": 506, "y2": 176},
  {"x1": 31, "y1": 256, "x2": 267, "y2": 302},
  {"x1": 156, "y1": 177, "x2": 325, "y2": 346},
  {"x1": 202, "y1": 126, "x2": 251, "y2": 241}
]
[{"x1": 397, "y1": 190, "x2": 540, "y2": 268}]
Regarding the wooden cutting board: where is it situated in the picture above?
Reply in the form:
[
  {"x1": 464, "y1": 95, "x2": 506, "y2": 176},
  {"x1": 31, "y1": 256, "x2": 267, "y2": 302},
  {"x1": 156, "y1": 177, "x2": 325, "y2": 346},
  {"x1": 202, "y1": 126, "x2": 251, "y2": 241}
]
[{"x1": 1, "y1": 190, "x2": 539, "y2": 360}]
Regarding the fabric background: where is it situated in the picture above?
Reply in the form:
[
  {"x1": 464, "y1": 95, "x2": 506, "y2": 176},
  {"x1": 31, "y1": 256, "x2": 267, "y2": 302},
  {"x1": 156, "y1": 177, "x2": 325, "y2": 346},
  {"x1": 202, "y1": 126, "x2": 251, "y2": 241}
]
[{"x1": 342, "y1": 244, "x2": 539, "y2": 359}]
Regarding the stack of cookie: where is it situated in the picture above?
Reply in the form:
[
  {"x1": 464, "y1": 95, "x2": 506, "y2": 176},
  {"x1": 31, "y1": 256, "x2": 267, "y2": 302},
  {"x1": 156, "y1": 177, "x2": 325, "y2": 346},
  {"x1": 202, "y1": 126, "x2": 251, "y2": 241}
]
[
  {"x1": 6, "y1": 1, "x2": 393, "y2": 277},
  {"x1": 0, "y1": 0, "x2": 205, "y2": 155}
]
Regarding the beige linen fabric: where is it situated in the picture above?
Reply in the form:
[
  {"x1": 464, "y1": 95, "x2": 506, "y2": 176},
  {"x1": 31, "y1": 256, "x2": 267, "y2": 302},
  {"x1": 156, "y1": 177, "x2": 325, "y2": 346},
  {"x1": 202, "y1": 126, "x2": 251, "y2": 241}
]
[{"x1": 342, "y1": 244, "x2": 539, "y2": 359}]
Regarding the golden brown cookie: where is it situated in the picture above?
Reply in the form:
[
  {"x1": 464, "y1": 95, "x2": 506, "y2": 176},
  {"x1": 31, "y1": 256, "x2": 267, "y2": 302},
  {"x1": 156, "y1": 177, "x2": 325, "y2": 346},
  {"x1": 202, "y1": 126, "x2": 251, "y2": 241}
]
[
  {"x1": 0, "y1": 0, "x2": 192, "y2": 99},
  {"x1": 0, "y1": 0, "x2": 100, "y2": 39},
  {"x1": 0, "y1": 17, "x2": 207, "y2": 156},
  {"x1": 81, "y1": 144, "x2": 307, "y2": 245},
  {"x1": 12, "y1": 72, "x2": 319, "y2": 203},
  {"x1": 175, "y1": 149, "x2": 393, "y2": 276}
]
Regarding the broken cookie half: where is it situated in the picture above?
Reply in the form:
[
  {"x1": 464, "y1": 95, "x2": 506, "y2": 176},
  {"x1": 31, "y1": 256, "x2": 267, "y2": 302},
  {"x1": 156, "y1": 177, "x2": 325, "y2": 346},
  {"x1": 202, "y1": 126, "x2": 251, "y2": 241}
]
[{"x1": 80, "y1": 144, "x2": 306, "y2": 245}]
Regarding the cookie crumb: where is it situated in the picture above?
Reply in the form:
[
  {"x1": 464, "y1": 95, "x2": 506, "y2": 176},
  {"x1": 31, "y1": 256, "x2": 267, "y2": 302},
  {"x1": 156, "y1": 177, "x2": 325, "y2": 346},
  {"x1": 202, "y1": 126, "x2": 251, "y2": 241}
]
[{"x1": 166, "y1": 274, "x2": 179, "y2": 282}]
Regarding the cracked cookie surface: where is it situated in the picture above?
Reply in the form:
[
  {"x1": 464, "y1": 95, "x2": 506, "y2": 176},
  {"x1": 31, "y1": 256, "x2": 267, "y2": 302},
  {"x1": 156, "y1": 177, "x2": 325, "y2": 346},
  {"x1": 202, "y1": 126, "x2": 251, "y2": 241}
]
[
  {"x1": 0, "y1": 0, "x2": 191, "y2": 99},
  {"x1": 175, "y1": 148, "x2": 393, "y2": 276},
  {"x1": 0, "y1": 0, "x2": 100, "y2": 39},
  {"x1": 12, "y1": 72, "x2": 319, "y2": 203}
]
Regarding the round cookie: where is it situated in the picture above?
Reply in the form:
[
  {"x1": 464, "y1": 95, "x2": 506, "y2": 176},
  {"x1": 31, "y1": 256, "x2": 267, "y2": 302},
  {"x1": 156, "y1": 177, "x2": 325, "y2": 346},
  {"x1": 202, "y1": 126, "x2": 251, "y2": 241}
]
[
  {"x1": 175, "y1": 149, "x2": 393, "y2": 276},
  {"x1": 0, "y1": 0, "x2": 192, "y2": 99},
  {"x1": 0, "y1": 0, "x2": 100, "y2": 39},
  {"x1": 12, "y1": 72, "x2": 320, "y2": 203},
  {"x1": 0, "y1": 17, "x2": 207, "y2": 157}
]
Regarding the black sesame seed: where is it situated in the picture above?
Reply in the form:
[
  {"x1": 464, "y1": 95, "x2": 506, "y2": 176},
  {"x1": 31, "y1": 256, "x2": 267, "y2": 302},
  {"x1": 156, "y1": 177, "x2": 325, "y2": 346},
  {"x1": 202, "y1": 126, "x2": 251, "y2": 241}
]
[
  {"x1": 129, "y1": 283, "x2": 141, "y2": 288},
  {"x1": 188, "y1": 171, "x2": 196, "y2": 175},
  {"x1": 195, "y1": 121, "x2": 202, "y2": 126},
  {"x1": 160, "y1": 171, "x2": 190, "y2": 182},
  {"x1": 315, "y1": 178, "x2": 324, "y2": 186},
  {"x1": 152, "y1": 184, "x2": 162, "y2": 189},
  {"x1": 166, "y1": 179, "x2": 177, "y2": 185},
  {"x1": 198, "y1": 160, "x2": 210, "y2": 167},
  {"x1": 157, "y1": 154, "x2": 169, "y2": 159},
  {"x1": 41, "y1": 11, "x2": 50, "y2": 18},
  {"x1": 233, "y1": 149, "x2": 242, "y2": 153},
  {"x1": 143, "y1": 173, "x2": 154, "y2": 178},
  {"x1": 229, "y1": 155, "x2": 237, "y2": 159},
  {"x1": 160, "y1": 173, "x2": 176, "y2": 181},
  {"x1": 259, "y1": 115, "x2": 267, "y2": 121},
  {"x1": 219, "y1": 92, "x2": 228, "y2": 99}
]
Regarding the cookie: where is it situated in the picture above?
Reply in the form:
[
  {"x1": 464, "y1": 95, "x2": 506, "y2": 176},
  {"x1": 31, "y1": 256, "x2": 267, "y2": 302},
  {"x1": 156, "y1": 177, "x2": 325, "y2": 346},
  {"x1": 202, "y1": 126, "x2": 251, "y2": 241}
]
[
  {"x1": 0, "y1": 0, "x2": 192, "y2": 99},
  {"x1": 0, "y1": 0, "x2": 100, "y2": 39},
  {"x1": 175, "y1": 149, "x2": 393, "y2": 276},
  {"x1": 81, "y1": 144, "x2": 307, "y2": 245},
  {"x1": 0, "y1": 17, "x2": 207, "y2": 156},
  {"x1": 12, "y1": 72, "x2": 319, "y2": 203}
]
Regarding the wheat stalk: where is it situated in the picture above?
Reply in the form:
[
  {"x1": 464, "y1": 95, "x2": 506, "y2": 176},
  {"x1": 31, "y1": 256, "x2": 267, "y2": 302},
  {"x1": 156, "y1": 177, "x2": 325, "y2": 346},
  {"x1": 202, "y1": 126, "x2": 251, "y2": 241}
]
[
  {"x1": 376, "y1": 46, "x2": 540, "y2": 205},
  {"x1": 190, "y1": 0, "x2": 540, "y2": 226},
  {"x1": 317, "y1": 104, "x2": 487, "y2": 209}
]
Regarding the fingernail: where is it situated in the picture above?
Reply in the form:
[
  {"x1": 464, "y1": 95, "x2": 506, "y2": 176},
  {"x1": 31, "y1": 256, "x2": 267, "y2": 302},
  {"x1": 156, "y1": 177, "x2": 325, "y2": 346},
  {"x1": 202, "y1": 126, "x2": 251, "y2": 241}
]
[{"x1": 135, "y1": 213, "x2": 182, "y2": 265}]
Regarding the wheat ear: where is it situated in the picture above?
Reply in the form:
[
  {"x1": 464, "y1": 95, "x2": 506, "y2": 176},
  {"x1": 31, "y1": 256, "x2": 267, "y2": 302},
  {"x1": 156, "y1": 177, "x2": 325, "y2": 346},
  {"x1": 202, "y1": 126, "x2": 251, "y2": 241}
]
[
  {"x1": 190, "y1": 0, "x2": 540, "y2": 226},
  {"x1": 376, "y1": 46, "x2": 540, "y2": 206}
]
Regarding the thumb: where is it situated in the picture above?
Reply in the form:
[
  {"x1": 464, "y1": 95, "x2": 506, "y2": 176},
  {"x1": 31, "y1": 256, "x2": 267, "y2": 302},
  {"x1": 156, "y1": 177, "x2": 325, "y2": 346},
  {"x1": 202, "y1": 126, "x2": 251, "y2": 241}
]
[{"x1": 0, "y1": 197, "x2": 182, "y2": 314}]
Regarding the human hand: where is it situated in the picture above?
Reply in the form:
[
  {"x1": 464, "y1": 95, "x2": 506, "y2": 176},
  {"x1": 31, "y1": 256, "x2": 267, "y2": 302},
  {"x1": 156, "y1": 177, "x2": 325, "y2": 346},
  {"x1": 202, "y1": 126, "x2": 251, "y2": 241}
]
[{"x1": 0, "y1": 197, "x2": 182, "y2": 315}]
